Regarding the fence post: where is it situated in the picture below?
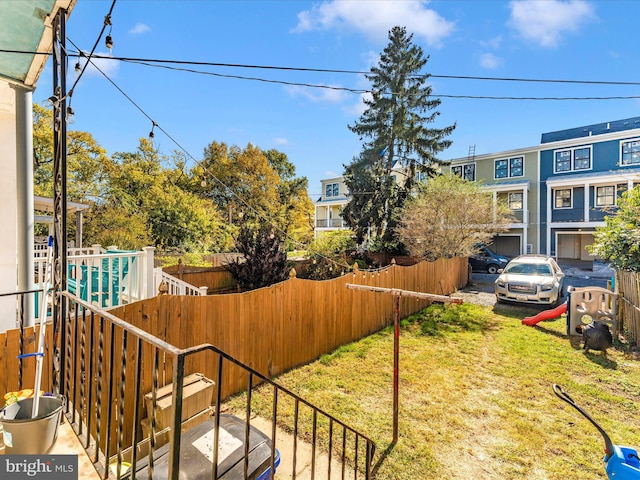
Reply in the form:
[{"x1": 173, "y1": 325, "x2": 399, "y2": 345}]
[
  {"x1": 144, "y1": 247, "x2": 156, "y2": 299},
  {"x1": 198, "y1": 286, "x2": 208, "y2": 296}
]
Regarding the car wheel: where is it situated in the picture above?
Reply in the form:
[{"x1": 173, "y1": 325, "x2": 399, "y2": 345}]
[{"x1": 487, "y1": 264, "x2": 499, "y2": 274}]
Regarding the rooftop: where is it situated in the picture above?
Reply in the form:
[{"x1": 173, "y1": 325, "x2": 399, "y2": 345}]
[{"x1": 541, "y1": 117, "x2": 640, "y2": 144}]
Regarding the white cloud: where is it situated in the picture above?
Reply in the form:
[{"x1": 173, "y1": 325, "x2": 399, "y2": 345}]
[
  {"x1": 293, "y1": 0, "x2": 455, "y2": 46},
  {"x1": 480, "y1": 35, "x2": 503, "y2": 50},
  {"x1": 479, "y1": 53, "x2": 504, "y2": 69},
  {"x1": 344, "y1": 91, "x2": 371, "y2": 117},
  {"x1": 274, "y1": 138, "x2": 289, "y2": 145},
  {"x1": 285, "y1": 84, "x2": 349, "y2": 103},
  {"x1": 75, "y1": 51, "x2": 119, "y2": 78},
  {"x1": 508, "y1": 0, "x2": 595, "y2": 47},
  {"x1": 129, "y1": 23, "x2": 150, "y2": 35}
]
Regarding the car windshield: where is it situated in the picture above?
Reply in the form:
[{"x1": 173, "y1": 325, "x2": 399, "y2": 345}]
[{"x1": 503, "y1": 262, "x2": 553, "y2": 276}]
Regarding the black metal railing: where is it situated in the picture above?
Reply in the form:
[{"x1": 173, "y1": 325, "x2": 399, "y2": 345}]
[{"x1": 57, "y1": 291, "x2": 376, "y2": 479}]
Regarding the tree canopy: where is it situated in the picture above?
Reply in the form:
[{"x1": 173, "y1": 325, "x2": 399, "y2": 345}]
[
  {"x1": 343, "y1": 26, "x2": 455, "y2": 245},
  {"x1": 396, "y1": 174, "x2": 512, "y2": 261},
  {"x1": 32, "y1": 104, "x2": 313, "y2": 254},
  {"x1": 587, "y1": 185, "x2": 640, "y2": 271}
]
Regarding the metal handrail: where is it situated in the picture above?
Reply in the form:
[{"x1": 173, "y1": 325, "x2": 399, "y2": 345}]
[{"x1": 57, "y1": 291, "x2": 376, "y2": 480}]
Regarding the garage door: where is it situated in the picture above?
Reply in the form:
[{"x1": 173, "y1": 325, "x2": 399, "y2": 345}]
[{"x1": 490, "y1": 236, "x2": 521, "y2": 257}]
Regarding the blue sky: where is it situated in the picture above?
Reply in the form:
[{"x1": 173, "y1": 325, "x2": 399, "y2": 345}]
[{"x1": 35, "y1": 0, "x2": 640, "y2": 197}]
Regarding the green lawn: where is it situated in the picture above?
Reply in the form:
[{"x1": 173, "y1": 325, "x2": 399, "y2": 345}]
[{"x1": 230, "y1": 302, "x2": 640, "y2": 480}]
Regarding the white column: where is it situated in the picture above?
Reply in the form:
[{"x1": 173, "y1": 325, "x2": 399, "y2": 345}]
[
  {"x1": 522, "y1": 187, "x2": 528, "y2": 255},
  {"x1": 584, "y1": 182, "x2": 590, "y2": 222},
  {"x1": 0, "y1": 83, "x2": 18, "y2": 332},
  {"x1": 546, "y1": 184, "x2": 552, "y2": 256},
  {"x1": 144, "y1": 246, "x2": 156, "y2": 299},
  {"x1": 15, "y1": 86, "x2": 35, "y2": 327}
]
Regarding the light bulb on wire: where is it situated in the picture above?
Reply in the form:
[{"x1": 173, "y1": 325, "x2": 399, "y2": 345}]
[
  {"x1": 66, "y1": 105, "x2": 75, "y2": 124},
  {"x1": 104, "y1": 14, "x2": 113, "y2": 53}
]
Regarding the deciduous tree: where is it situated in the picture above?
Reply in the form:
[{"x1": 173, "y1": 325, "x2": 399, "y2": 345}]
[
  {"x1": 396, "y1": 174, "x2": 512, "y2": 261},
  {"x1": 587, "y1": 185, "x2": 640, "y2": 271}
]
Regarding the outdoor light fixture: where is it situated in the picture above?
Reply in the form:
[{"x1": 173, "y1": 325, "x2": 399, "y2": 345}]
[
  {"x1": 149, "y1": 121, "x2": 157, "y2": 139},
  {"x1": 105, "y1": 14, "x2": 113, "y2": 52},
  {"x1": 66, "y1": 106, "x2": 75, "y2": 124},
  {"x1": 74, "y1": 62, "x2": 81, "y2": 74}
]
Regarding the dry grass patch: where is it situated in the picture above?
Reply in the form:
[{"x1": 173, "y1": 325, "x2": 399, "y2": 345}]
[{"x1": 228, "y1": 303, "x2": 640, "y2": 479}]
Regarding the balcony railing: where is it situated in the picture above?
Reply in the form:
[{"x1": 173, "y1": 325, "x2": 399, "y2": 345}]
[
  {"x1": 316, "y1": 219, "x2": 349, "y2": 228},
  {"x1": 153, "y1": 268, "x2": 208, "y2": 296}
]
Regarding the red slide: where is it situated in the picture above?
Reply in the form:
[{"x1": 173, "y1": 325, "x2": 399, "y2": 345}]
[{"x1": 521, "y1": 302, "x2": 568, "y2": 326}]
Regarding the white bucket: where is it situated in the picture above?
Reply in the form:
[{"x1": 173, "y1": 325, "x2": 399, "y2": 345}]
[{"x1": 1, "y1": 396, "x2": 64, "y2": 454}]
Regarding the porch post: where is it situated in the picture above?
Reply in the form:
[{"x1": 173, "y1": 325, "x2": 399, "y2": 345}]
[
  {"x1": 15, "y1": 85, "x2": 35, "y2": 326},
  {"x1": 144, "y1": 246, "x2": 156, "y2": 299},
  {"x1": 522, "y1": 186, "x2": 528, "y2": 255}
]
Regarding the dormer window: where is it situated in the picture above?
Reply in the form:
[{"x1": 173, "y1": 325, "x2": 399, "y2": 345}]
[{"x1": 325, "y1": 183, "x2": 339, "y2": 197}]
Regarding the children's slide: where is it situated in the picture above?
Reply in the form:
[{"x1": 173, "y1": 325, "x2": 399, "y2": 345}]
[{"x1": 521, "y1": 302, "x2": 568, "y2": 326}]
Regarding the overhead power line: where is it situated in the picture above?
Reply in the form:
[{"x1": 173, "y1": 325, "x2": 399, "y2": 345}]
[
  {"x1": 64, "y1": 37, "x2": 352, "y2": 270},
  {"x1": 4, "y1": 48, "x2": 640, "y2": 88}
]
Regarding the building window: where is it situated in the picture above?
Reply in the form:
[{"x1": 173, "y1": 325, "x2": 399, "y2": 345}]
[
  {"x1": 574, "y1": 148, "x2": 591, "y2": 170},
  {"x1": 621, "y1": 139, "x2": 640, "y2": 166},
  {"x1": 325, "y1": 183, "x2": 339, "y2": 197},
  {"x1": 452, "y1": 163, "x2": 475, "y2": 181},
  {"x1": 595, "y1": 186, "x2": 615, "y2": 207},
  {"x1": 509, "y1": 157, "x2": 524, "y2": 177},
  {"x1": 555, "y1": 150, "x2": 572, "y2": 172},
  {"x1": 508, "y1": 192, "x2": 523, "y2": 210},
  {"x1": 554, "y1": 189, "x2": 572, "y2": 209},
  {"x1": 554, "y1": 146, "x2": 592, "y2": 173},
  {"x1": 495, "y1": 157, "x2": 524, "y2": 178}
]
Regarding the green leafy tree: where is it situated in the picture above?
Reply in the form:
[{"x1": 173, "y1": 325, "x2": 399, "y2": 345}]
[
  {"x1": 192, "y1": 142, "x2": 281, "y2": 227},
  {"x1": 304, "y1": 230, "x2": 355, "y2": 280},
  {"x1": 33, "y1": 103, "x2": 110, "y2": 200},
  {"x1": 89, "y1": 139, "x2": 229, "y2": 251},
  {"x1": 587, "y1": 185, "x2": 640, "y2": 271},
  {"x1": 396, "y1": 174, "x2": 512, "y2": 261},
  {"x1": 226, "y1": 225, "x2": 290, "y2": 290},
  {"x1": 344, "y1": 26, "x2": 456, "y2": 245},
  {"x1": 263, "y1": 149, "x2": 314, "y2": 248}
]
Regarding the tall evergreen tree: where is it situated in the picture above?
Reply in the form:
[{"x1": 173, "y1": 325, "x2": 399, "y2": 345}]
[{"x1": 343, "y1": 26, "x2": 455, "y2": 245}]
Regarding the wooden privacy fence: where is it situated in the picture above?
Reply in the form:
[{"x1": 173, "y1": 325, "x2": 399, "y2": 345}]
[
  {"x1": 110, "y1": 257, "x2": 468, "y2": 401},
  {"x1": 163, "y1": 262, "x2": 236, "y2": 293},
  {"x1": 616, "y1": 270, "x2": 640, "y2": 345}
]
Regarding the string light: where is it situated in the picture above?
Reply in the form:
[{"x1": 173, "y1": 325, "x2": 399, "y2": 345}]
[
  {"x1": 105, "y1": 14, "x2": 113, "y2": 52},
  {"x1": 149, "y1": 121, "x2": 157, "y2": 139},
  {"x1": 65, "y1": 105, "x2": 75, "y2": 124},
  {"x1": 74, "y1": 61, "x2": 81, "y2": 74}
]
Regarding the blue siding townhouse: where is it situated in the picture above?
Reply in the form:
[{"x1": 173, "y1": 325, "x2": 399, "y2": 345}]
[{"x1": 540, "y1": 117, "x2": 640, "y2": 260}]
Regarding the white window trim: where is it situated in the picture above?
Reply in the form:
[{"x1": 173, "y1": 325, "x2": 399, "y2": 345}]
[
  {"x1": 452, "y1": 163, "x2": 476, "y2": 181},
  {"x1": 553, "y1": 188, "x2": 573, "y2": 209},
  {"x1": 594, "y1": 185, "x2": 616, "y2": 207},
  {"x1": 494, "y1": 156, "x2": 524, "y2": 180},
  {"x1": 620, "y1": 137, "x2": 640, "y2": 167},
  {"x1": 553, "y1": 145, "x2": 593, "y2": 174}
]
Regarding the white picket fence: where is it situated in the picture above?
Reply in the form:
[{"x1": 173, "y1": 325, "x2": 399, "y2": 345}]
[{"x1": 153, "y1": 268, "x2": 208, "y2": 296}]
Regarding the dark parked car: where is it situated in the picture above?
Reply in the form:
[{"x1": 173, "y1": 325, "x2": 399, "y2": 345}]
[{"x1": 469, "y1": 245, "x2": 510, "y2": 274}]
